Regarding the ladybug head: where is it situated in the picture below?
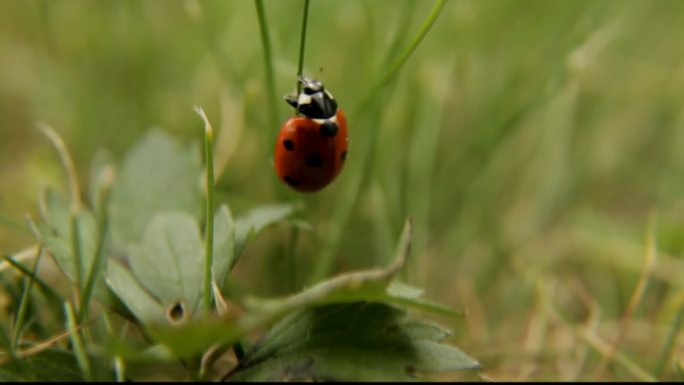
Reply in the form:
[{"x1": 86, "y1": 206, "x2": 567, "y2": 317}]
[{"x1": 285, "y1": 76, "x2": 338, "y2": 119}]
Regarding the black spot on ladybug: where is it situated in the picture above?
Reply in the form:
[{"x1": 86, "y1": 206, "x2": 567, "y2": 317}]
[
  {"x1": 319, "y1": 121, "x2": 338, "y2": 138},
  {"x1": 284, "y1": 176, "x2": 299, "y2": 187},
  {"x1": 340, "y1": 151, "x2": 347, "y2": 162},
  {"x1": 305, "y1": 154, "x2": 323, "y2": 167},
  {"x1": 283, "y1": 139, "x2": 294, "y2": 151}
]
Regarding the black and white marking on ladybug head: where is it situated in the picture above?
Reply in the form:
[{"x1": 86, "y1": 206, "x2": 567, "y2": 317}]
[{"x1": 284, "y1": 76, "x2": 338, "y2": 119}]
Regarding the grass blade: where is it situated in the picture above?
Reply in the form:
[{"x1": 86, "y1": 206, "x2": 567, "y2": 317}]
[
  {"x1": 254, "y1": 0, "x2": 279, "y2": 132},
  {"x1": 357, "y1": 0, "x2": 448, "y2": 113},
  {"x1": 64, "y1": 302, "x2": 91, "y2": 381},
  {"x1": 2, "y1": 254, "x2": 61, "y2": 305},
  {"x1": 196, "y1": 106, "x2": 216, "y2": 313},
  {"x1": 11, "y1": 246, "x2": 44, "y2": 350},
  {"x1": 77, "y1": 165, "x2": 114, "y2": 322},
  {"x1": 655, "y1": 300, "x2": 684, "y2": 379}
]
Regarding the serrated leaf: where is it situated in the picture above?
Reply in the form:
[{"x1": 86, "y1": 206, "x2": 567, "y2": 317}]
[
  {"x1": 229, "y1": 302, "x2": 479, "y2": 382},
  {"x1": 243, "y1": 219, "x2": 413, "y2": 317},
  {"x1": 127, "y1": 212, "x2": 204, "y2": 317},
  {"x1": 135, "y1": 219, "x2": 464, "y2": 364},
  {"x1": 109, "y1": 130, "x2": 202, "y2": 250},
  {"x1": 212, "y1": 205, "x2": 234, "y2": 286},
  {"x1": 382, "y1": 281, "x2": 462, "y2": 317},
  {"x1": 105, "y1": 259, "x2": 165, "y2": 324},
  {"x1": 233, "y1": 203, "x2": 301, "y2": 264},
  {"x1": 38, "y1": 188, "x2": 98, "y2": 283}
]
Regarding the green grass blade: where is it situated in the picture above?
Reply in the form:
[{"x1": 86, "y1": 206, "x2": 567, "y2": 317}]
[
  {"x1": 77, "y1": 167, "x2": 113, "y2": 322},
  {"x1": 11, "y1": 246, "x2": 44, "y2": 350},
  {"x1": 64, "y1": 302, "x2": 91, "y2": 381},
  {"x1": 655, "y1": 300, "x2": 684, "y2": 379},
  {"x1": 196, "y1": 107, "x2": 216, "y2": 313},
  {"x1": 254, "y1": 0, "x2": 279, "y2": 132},
  {"x1": 70, "y1": 216, "x2": 83, "y2": 294},
  {"x1": 2, "y1": 254, "x2": 61, "y2": 305},
  {"x1": 356, "y1": 0, "x2": 447, "y2": 114}
]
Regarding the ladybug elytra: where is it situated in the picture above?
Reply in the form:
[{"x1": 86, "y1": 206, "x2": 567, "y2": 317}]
[{"x1": 274, "y1": 76, "x2": 348, "y2": 192}]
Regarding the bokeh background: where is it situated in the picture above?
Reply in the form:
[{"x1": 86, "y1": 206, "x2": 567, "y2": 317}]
[{"x1": 2, "y1": 0, "x2": 684, "y2": 380}]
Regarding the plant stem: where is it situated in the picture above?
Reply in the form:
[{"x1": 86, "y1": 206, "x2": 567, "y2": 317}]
[
  {"x1": 64, "y1": 301, "x2": 92, "y2": 381},
  {"x1": 70, "y1": 216, "x2": 83, "y2": 296},
  {"x1": 197, "y1": 107, "x2": 215, "y2": 313},
  {"x1": 11, "y1": 246, "x2": 44, "y2": 351},
  {"x1": 655, "y1": 301, "x2": 684, "y2": 378},
  {"x1": 357, "y1": 0, "x2": 447, "y2": 114},
  {"x1": 296, "y1": 0, "x2": 311, "y2": 95},
  {"x1": 78, "y1": 166, "x2": 114, "y2": 323},
  {"x1": 254, "y1": 0, "x2": 279, "y2": 132}
]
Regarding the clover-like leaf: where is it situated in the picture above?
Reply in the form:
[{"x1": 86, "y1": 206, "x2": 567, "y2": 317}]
[
  {"x1": 105, "y1": 259, "x2": 166, "y2": 324},
  {"x1": 127, "y1": 212, "x2": 204, "y2": 318},
  {"x1": 109, "y1": 130, "x2": 202, "y2": 250},
  {"x1": 228, "y1": 302, "x2": 480, "y2": 382},
  {"x1": 233, "y1": 203, "x2": 302, "y2": 267}
]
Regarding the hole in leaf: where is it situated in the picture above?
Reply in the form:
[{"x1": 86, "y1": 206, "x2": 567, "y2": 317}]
[{"x1": 166, "y1": 301, "x2": 186, "y2": 323}]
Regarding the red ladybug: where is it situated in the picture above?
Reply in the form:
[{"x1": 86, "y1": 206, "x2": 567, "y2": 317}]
[{"x1": 274, "y1": 76, "x2": 348, "y2": 192}]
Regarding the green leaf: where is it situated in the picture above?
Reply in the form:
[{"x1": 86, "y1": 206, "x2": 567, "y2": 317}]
[
  {"x1": 382, "y1": 281, "x2": 462, "y2": 317},
  {"x1": 228, "y1": 302, "x2": 480, "y2": 381},
  {"x1": 38, "y1": 188, "x2": 98, "y2": 283},
  {"x1": 105, "y1": 259, "x2": 165, "y2": 324},
  {"x1": 146, "y1": 317, "x2": 241, "y2": 360},
  {"x1": 127, "y1": 212, "x2": 205, "y2": 318},
  {"x1": 109, "y1": 130, "x2": 202, "y2": 250},
  {"x1": 103, "y1": 339, "x2": 175, "y2": 363},
  {"x1": 233, "y1": 203, "x2": 301, "y2": 264},
  {"x1": 142, "y1": 220, "x2": 412, "y2": 359},
  {"x1": 212, "y1": 204, "x2": 235, "y2": 286},
  {"x1": 242, "y1": 219, "x2": 414, "y2": 317}
]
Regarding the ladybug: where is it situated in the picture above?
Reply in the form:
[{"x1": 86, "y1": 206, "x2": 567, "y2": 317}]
[{"x1": 274, "y1": 76, "x2": 348, "y2": 192}]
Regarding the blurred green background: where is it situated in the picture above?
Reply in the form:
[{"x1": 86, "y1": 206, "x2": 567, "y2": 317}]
[{"x1": 2, "y1": 0, "x2": 684, "y2": 380}]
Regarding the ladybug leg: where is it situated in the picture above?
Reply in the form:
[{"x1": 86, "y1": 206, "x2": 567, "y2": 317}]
[{"x1": 285, "y1": 93, "x2": 299, "y2": 109}]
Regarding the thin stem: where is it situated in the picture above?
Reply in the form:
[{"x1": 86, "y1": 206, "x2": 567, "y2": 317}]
[
  {"x1": 78, "y1": 166, "x2": 114, "y2": 322},
  {"x1": 70, "y1": 216, "x2": 83, "y2": 297},
  {"x1": 593, "y1": 221, "x2": 657, "y2": 379},
  {"x1": 296, "y1": 0, "x2": 311, "y2": 95},
  {"x1": 2, "y1": 254, "x2": 61, "y2": 304},
  {"x1": 655, "y1": 301, "x2": 684, "y2": 378},
  {"x1": 254, "y1": 0, "x2": 279, "y2": 131},
  {"x1": 11, "y1": 246, "x2": 44, "y2": 351},
  {"x1": 64, "y1": 302, "x2": 92, "y2": 381},
  {"x1": 356, "y1": 0, "x2": 447, "y2": 114},
  {"x1": 196, "y1": 107, "x2": 215, "y2": 313}
]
